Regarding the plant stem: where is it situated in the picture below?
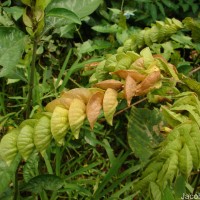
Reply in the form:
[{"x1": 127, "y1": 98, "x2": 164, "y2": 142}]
[
  {"x1": 13, "y1": 164, "x2": 20, "y2": 200},
  {"x1": 193, "y1": 171, "x2": 200, "y2": 195},
  {"x1": 43, "y1": 152, "x2": 54, "y2": 174},
  {"x1": 56, "y1": 146, "x2": 61, "y2": 176},
  {"x1": 121, "y1": 0, "x2": 125, "y2": 11},
  {"x1": 26, "y1": 38, "x2": 38, "y2": 119}
]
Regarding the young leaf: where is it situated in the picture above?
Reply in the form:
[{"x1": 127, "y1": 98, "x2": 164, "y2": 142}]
[
  {"x1": 157, "y1": 153, "x2": 178, "y2": 187},
  {"x1": 124, "y1": 75, "x2": 137, "y2": 106},
  {"x1": 159, "y1": 137, "x2": 182, "y2": 159},
  {"x1": 94, "y1": 79, "x2": 123, "y2": 90},
  {"x1": 161, "y1": 106, "x2": 188, "y2": 127},
  {"x1": 103, "y1": 88, "x2": 118, "y2": 125},
  {"x1": 34, "y1": 116, "x2": 51, "y2": 155},
  {"x1": 68, "y1": 98, "x2": 86, "y2": 139},
  {"x1": 51, "y1": 106, "x2": 69, "y2": 145},
  {"x1": 17, "y1": 125, "x2": 34, "y2": 160},
  {"x1": 86, "y1": 92, "x2": 104, "y2": 129},
  {"x1": 171, "y1": 105, "x2": 200, "y2": 127},
  {"x1": 140, "y1": 47, "x2": 154, "y2": 68},
  {"x1": 46, "y1": 8, "x2": 81, "y2": 25},
  {"x1": 0, "y1": 129, "x2": 19, "y2": 165},
  {"x1": 149, "y1": 182, "x2": 162, "y2": 200}
]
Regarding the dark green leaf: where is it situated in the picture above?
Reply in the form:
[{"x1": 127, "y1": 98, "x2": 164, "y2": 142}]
[
  {"x1": 46, "y1": 0, "x2": 102, "y2": 18},
  {"x1": 150, "y1": 3, "x2": 157, "y2": 21},
  {"x1": 92, "y1": 24, "x2": 119, "y2": 33},
  {"x1": 21, "y1": 174, "x2": 64, "y2": 193},
  {"x1": 174, "y1": 175, "x2": 186, "y2": 198},
  {"x1": 23, "y1": 151, "x2": 39, "y2": 183},
  {"x1": 162, "y1": 185, "x2": 175, "y2": 200},
  {"x1": 156, "y1": 2, "x2": 165, "y2": 17},
  {"x1": 0, "y1": 154, "x2": 21, "y2": 194},
  {"x1": 127, "y1": 107, "x2": 163, "y2": 163},
  {"x1": 46, "y1": 8, "x2": 81, "y2": 25},
  {"x1": 0, "y1": 27, "x2": 26, "y2": 79}
]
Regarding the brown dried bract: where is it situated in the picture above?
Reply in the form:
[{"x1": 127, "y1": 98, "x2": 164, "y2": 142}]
[
  {"x1": 86, "y1": 92, "x2": 104, "y2": 129},
  {"x1": 93, "y1": 79, "x2": 123, "y2": 90},
  {"x1": 113, "y1": 70, "x2": 146, "y2": 82},
  {"x1": 124, "y1": 75, "x2": 137, "y2": 106},
  {"x1": 136, "y1": 70, "x2": 161, "y2": 96},
  {"x1": 45, "y1": 98, "x2": 72, "y2": 112},
  {"x1": 61, "y1": 88, "x2": 92, "y2": 104}
]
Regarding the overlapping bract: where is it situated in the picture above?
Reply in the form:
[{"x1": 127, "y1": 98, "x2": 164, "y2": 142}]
[
  {"x1": 0, "y1": 46, "x2": 180, "y2": 167},
  {"x1": 118, "y1": 18, "x2": 183, "y2": 52}
]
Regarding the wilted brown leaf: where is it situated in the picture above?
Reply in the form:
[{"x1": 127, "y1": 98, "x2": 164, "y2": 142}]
[
  {"x1": 103, "y1": 88, "x2": 118, "y2": 125},
  {"x1": 124, "y1": 75, "x2": 137, "y2": 106},
  {"x1": 136, "y1": 70, "x2": 161, "y2": 96},
  {"x1": 94, "y1": 79, "x2": 123, "y2": 90},
  {"x1": 61, "y1": 88, "x2": 92, "y2": 104},
  {"x1": 113, "y1": 70, "x2": 146, "y2": 82},
  {"x1": 86, "y1": 92, "x2": 104, "y2": 129}
]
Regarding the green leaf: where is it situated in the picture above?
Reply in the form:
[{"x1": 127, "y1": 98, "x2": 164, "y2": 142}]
[
  {"x1": 181, "y1": 129, "x2": 200, "y2": 169},
  {"x1": 92, "y1": 24, "x2": 119, "y2": 33},
  {"x1": 161, "y1": 106, "x2": 188, "y2": 127},
  {"x1": 21, "y1": 174, "x2": 64, "y2": 193},
  {"x1": 178, "y1": 144, "x2": 193, "y2": 179},
  {"x1": 46, "y1": 0, "x2": 102, "y2": 19},
  {"x1": 21, "y1": 0, "x2": 31, "y2": 6},
  {"x1": 150, "y1": 3, "x2": 157, "y2": 21},
  {"x1": 156, "y1": 2, "x2": 165, "y2": 16},
  {"x1": 0, "y1": 159, "x2": 12, "y2": 194},
  {"x1": 17, "y1": 125, "x2": 34, "y2": 160},
  {"x1": 157, "y1": 153, "x2": 178, "y2": 188},
  {"x1": 0, "y1": 129, "x2": 19, "y2": 165},
  {"x1": 34, "y1": 116, "x2": 52, "y2": 155},
  {"x1": 149, "y1": 182, "x2": 162, "y2": 200},
  {"x1": 0, "y1": 154, "x2": 21, "y2": 194},
  {"x1": 0, "y1": 27, "x2": 26, "y2": 79},
  {"x1": 23, "y1": 151, "x2": 39, "y2": 183},
  {"x1": 140, "y1": 47, "x2": 154, "y2": 68},
  {"x1": 127, "y1": 107, "x2": 163, "y2": 163},
  {"x1": 46, "y1": 8, "x2": 81, "y2": 25},
  {"x1": 162, "y1": 185, "x2": 175, "y2": 200},
  {"x1": 174, "y1": 175, "x2": 186, "y2": 198},
  {"x1": 36, "y1": 0, "x2": 51, "y2": 9},
  {"x1": 171, "y1": 104, "x2": 200, "y2": 127}
]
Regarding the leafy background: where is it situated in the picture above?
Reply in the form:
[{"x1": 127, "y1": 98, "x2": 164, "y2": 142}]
[{"x1": 0, "y1": 0, "x2": 200, "y2": 199}]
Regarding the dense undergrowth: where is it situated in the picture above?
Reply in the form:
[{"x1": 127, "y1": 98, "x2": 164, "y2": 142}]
[{"x1": 0, "y1": 0, "x2": 200, "y2": 199}]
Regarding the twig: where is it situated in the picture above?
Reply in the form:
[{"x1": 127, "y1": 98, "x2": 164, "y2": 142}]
[
  {"x1": 26, "y1": 38, "x2": 38, "y2": 119},
  {"x1": 189, "y1": 65, "x2": 200, "y2": 76},
  {"x1": 114, "y1": 97, "x2": 147, "y2": 117}
]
